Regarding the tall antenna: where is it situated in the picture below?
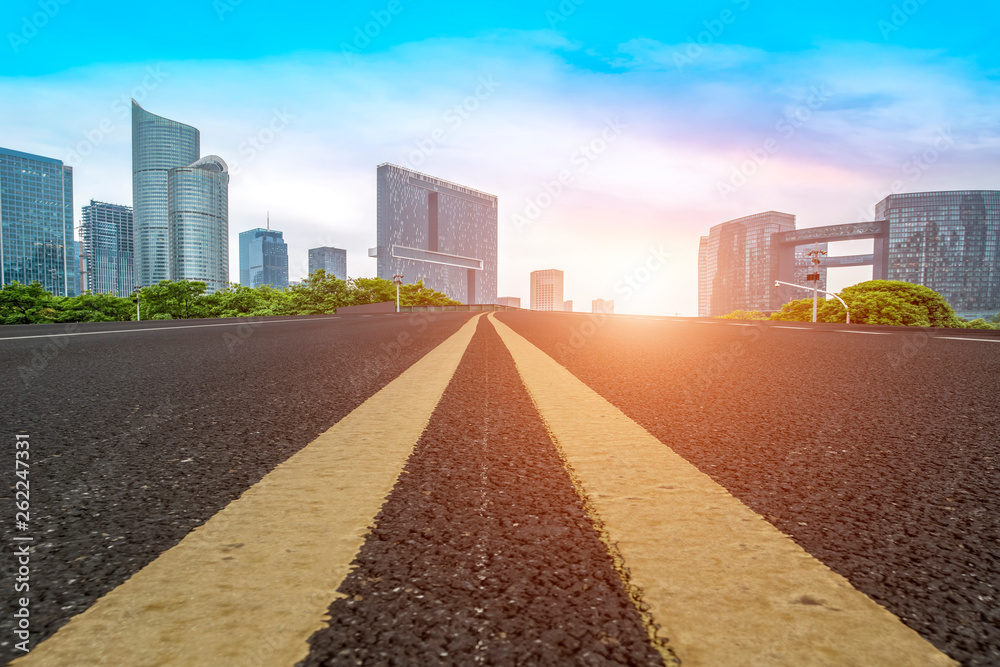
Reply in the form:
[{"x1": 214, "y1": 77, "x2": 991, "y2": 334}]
[{"x1": 266, "y1": 211, "x2": 270, "y2": 231}]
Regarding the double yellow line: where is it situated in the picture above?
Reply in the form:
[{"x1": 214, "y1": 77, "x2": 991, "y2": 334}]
[{"x1": 16, "y1": 314, "x2": 954, "y2": 666}]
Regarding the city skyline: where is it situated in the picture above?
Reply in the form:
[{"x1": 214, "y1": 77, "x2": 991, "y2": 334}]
[{"x1": 4, "y1": 1, "x2": 999, "y2": 314}]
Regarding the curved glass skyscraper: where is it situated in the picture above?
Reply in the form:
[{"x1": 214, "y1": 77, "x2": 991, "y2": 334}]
[
  {"x1": 168, "y1": 156, "x2": 229, "y2": 294},
  {"x1": 132, "y1": 100, "x2": 199, "y2": 286}
]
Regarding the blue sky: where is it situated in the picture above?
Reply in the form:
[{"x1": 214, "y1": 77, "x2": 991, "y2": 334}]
[{"x1": 3, "y1": 0, "x2": 999, "y2": 314}]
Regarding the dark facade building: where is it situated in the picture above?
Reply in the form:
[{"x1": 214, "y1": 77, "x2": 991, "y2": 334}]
[
  {"x1": 308, "y1": 246, "x2": 347, "y2": 280},
  {"x1": 373, "y1": 164, "x2": 497, "y2": 304},
  {"x1": 698, "y1": 211, "x2": 795, "y2": 316},
  {"x1": 877, "y1": 191, "x2": 1000, "y2": 320},
  {"x1": 80, "y1": 200, "x2": 134, "y2": 296},
  {"x1": 0, "y1": 147, "x2": 76, "y2": 296},
  {"x1": 240, "y1": 227, "x2": 288, "y2": 289}
]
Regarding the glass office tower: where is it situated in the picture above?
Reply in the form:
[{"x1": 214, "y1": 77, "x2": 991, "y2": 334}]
[
  {"x1": 308, "y1": 246, "x2": 347, "y2": 280},
  {"x1": 80, "y1": 200, "x2": 134, "y2": 296},
  {"x1": 530, "y1": 269, "x2": 564, "y2": 311},
  {"x1": 168, "y1": 156, "x2": 229, "y2": 293},
  {"x1": 877, "y1": 190, "x2": 1000, "y2": 319},
  {"x1": 0, "y1": 147, "x2": 75, "y2": 296},
  {"x1": 132, "y1": 100, "x2": 200, "y2": 287},
  {"x1": 244, "y1": 228, "x2": 288, "y2": 289},
  {"x1": 374, "y1": 163, "x2": 497, "y2": 304},
  {"x1": 698, "y1": 211, "x2": 795, "y2": 316}
]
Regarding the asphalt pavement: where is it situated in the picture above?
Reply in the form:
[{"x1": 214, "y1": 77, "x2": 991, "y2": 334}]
[{"x1": 2, "y1": 312, "x2": 997, "y2": 665}]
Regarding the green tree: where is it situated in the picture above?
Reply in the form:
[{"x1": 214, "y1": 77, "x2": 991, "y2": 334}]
[
  {"x1": 964, "y1": 318, "x2": 995, "y2": 330},
  {"x1": 0, "y1": 282, "x2": 59, "y2": 324},
  {"x1": 770, "y1": 297, "x2": 826, "y2": 322},
  {"x1": 55, "y1": 291, "x2": 135, "y2": 322},
  {"x1": 139, "y1": 280, "x2": 208, "y2": 319},
  {"x1": 398, "y1": 280, "x2": 461, "y2": 306},
  {"x1": 719, "y1": 309, "x2": 767, "y2": 320},
  {"x1": 286, "y1": 270, "x2": 352, "y2": 314},
  {"x1": 819, "y1": 280, "x2": 962, "y2": 327},
  {"x1": 200, "y1": 283, "x2": 293, "y2": 318}
]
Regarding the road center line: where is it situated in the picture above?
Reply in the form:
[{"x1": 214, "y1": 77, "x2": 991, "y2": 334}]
[
  {"x1": 488, "y1": 313, "x2": 955, "y2": 667},
  {"x1": 937, "y1": 336, "x2": 1000, "y2": 343},
  {"x1": 14, "y1": 314, "x2": 484, "y2": 667}
]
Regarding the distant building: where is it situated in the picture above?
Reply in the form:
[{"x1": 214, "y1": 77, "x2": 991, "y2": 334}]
[
  {"x1": 308, "y1": 246, "x2": 347, "y2": 280},
  {"x1": 373, "y1": 163, "x2": 497, "y2": 304},
  {"x1": 698, "y1": 211, "x2": 795, "y2": 316},
  {"x1": 80, "y1": 200, "x2": 134, "y2": 296},
  {"x1": 132, "y1": 101, "x2": 200, "y2": 286},
  {"x1": 239, "y1": 226, "x2": 288, "y2": 289},
  {"x1": 530, "y1": 269, "x2": 564, "y2": 311},
  {"x1": 497, "y1": 296, "x2": 521, "y2": 308},
  {"x1": 563, "y1": 299, "x2": 573, "y2": 312},
  {"x1": 592, "y1": 298, "x2": 614, "y2": 314},
  {"x1": 167, "y1": 156, "x2": 229, "y2": 293},
  {"x1": 0, "y1": 147, "x2": 76, "y2": 296},
  {"x1": 878, "y1": 190, "x2": 1000, "y2": 320}
]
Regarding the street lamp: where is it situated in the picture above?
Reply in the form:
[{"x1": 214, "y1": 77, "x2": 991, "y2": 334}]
[
  {"x1": 133, "y1": 285, "x2": 142, "y2": 322},
  {"x1": 392, "y1": 274, "x2": 403, "y2": 313},
  {"x1": 775, "y1": 280, "x2": 850, "y2": 324}
]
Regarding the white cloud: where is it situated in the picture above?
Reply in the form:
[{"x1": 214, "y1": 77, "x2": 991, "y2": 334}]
[{"x1": 2, "y1": 33, "x2": 997, "y2": 314}]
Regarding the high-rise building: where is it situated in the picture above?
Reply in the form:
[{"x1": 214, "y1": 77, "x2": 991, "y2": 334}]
[
  {"x1": 592, "y1": 298, "x2": 614, "y2": 314},
  {"x1": 308, "y1": 246, "x2": 347, "y2": 280},
  {"x1": 877, "y1": 190, "x2": 1000, "y2": 319},
  {"x1": 497, "y1": 296, "x2": 521, "y2": 308},
  {"x1": 698, "y1": 211, "x2": 795, "y2": 316},
  {"x1": 373, "y1": 163, "x2": 497, "y2": 304},
  {"x1": 168, "y1": 156, "x2": 229, "y2": 293},
  {"x1": 80, "y1": 200, "x2": 134, "y2": 296},
  {"x1": 563, "y1": 300, "x2": 573, "y2": 312},
  {"x1": 240, "y1": 227, "x2": 288, "y2": 289},
  {"x1": 132, "y1": 100, "x2": 200, "y2": 287},
  {"x1": 0, "y1": 147, "x2": 75, "y2": 296},
  {"x1": 530, "y1": 269, "x2": 564, "y2": 311}
]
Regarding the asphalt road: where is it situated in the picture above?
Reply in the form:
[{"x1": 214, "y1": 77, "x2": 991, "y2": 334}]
[
  {"x1": 0, "y1": 312, "x2": 476, "y2": 665},
  {"x1": 1, "y1": 312, "x2": 998, "y2": 665},
  {"x1": 496, "y1": 312, "x2": 1000, "y2": 666}
]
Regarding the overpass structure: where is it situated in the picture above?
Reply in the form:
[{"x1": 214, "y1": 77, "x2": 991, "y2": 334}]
[{"x1": 774, "y1": 220, "x2": 889, "y2": 305}]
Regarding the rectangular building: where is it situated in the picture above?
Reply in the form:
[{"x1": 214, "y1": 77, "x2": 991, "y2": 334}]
[
  {"x1": 878, "y1": 190, "x2": 1000, "y2": 320},
  {"x1": 497, "y1": 296, "x2": 521, "y2": 308},
  {"x1": 0, "y1": 147, "x2": 76, "y2": 296},
  {"x1": 308, "y1": 246, "x2": 347, "y2": 280},
  {"x1": 240, "y1": 227, "x2": 288, "y2": 289},
  {"x1": 80, "y1": 200, "x2": 134, "y2": 296},
  {"x1": 698, "y1": 211, "x2": 795, "y2": 316},
  {"x1": 530, "y1": 269, "x2": 564, "y2": 311},
  {"x1": 374, "y1": 163, "x2": 497, "y2": 304},
  {"x1": 592, "y1": 298, "x2": 614, "y2": 314}
]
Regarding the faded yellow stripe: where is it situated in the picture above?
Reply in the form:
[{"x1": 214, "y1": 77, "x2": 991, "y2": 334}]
[
  {"x1": 16, "y1": 314, "x2": 483, "y2": 667},
  {"x1": 489, "y1": 314, "x2": 955, "y2": 667}
]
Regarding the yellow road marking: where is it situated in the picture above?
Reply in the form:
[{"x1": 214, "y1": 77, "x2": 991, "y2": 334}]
[
  {"x1": 489, "y1": 313, "x2": 955, "y2": 667},
  {"x1": 16, "y1": 314, "x2": 483, "y2": 667}
]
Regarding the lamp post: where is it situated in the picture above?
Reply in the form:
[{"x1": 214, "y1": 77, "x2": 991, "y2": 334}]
[
  {"x1": 134, "y1": 285, "x2": 142, "y2": 322},
  {"x1": 805, "y1": 243, "x2": 828, "y2": 323},
  {"x1": 392, "y1": 274, "x2": 403, "y2": 313},
  {"x1": 775, "y1": 280, "x2": 850, "y2": 324}
]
